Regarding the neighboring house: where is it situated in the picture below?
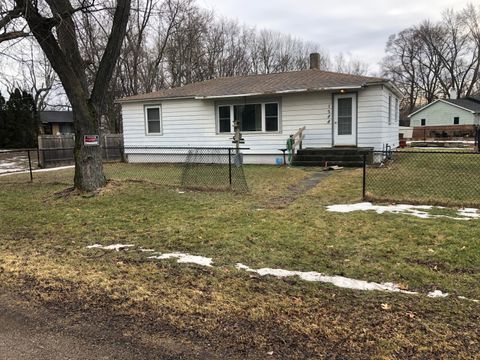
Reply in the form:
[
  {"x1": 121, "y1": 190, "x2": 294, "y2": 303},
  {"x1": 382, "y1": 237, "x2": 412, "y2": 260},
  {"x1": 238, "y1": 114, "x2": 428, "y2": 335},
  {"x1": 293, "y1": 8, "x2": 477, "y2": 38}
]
[
  {"x1": 118, "y1": 53, "x2": 402, "y2": 165},
  {"x1": 39, "y1": 111, "x2": 74, "y2": 135},
  {"x1": 408, "y1": 96, "x2": 480, "y2": 140}
]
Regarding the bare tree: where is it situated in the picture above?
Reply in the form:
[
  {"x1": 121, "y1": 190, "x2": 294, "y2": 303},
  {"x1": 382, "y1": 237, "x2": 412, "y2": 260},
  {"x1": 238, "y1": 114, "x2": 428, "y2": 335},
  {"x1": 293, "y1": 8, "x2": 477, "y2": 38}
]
[{"x1": 0, "y1": 0, "x2": 131, "y2": 191}]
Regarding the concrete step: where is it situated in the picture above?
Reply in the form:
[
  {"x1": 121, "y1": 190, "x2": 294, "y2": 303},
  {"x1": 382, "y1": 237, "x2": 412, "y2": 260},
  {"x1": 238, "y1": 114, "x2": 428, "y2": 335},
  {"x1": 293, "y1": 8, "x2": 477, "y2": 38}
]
[
  {"x1": 293, "y1": 154, "x2": 364, "y2": 162},
  {"x1": 296, "y1": 147, "x2": 372, "y2": 156},
  {"x1": 291, "y1": 160, "x2": 364, "y2": 167}
]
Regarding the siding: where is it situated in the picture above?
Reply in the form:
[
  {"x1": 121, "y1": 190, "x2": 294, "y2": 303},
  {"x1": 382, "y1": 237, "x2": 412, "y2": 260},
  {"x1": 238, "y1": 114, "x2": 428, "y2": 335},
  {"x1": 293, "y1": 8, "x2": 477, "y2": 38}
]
[
  {"x1": 357, "y1": 85, "x2": 399, "y2": 150},
  {"x1": 121, "y1": 85, "x2": 395, "y2": 163},
  {"x1": 410, "y1": 101, "x2": 475, "y2": 127}
]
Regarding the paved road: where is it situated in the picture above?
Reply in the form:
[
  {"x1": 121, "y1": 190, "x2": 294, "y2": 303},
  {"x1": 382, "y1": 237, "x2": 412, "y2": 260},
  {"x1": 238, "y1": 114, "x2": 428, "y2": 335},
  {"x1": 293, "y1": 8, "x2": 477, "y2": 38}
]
[{"x1": 0, "y1": 290, "x2": 208, "y2": 360}]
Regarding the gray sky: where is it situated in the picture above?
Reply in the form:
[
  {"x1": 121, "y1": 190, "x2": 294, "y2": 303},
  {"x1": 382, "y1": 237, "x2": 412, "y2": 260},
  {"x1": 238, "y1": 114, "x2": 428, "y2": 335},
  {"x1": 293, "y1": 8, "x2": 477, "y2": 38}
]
[{"x1": 198, "y1": 0, "x2": 472, "y2": 74}]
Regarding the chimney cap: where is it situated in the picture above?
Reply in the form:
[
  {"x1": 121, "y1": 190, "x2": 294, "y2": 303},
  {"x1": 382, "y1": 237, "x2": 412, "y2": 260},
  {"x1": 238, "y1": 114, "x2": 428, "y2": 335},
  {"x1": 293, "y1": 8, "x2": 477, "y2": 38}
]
[{"x1": 310, "y1": 53, "x2": 321, "y2": 70}]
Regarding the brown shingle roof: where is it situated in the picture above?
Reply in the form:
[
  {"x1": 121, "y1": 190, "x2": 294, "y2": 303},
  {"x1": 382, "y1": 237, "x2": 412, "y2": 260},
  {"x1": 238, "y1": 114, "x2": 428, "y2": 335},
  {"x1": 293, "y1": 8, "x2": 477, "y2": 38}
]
[{"x1": 118, "y1": 69, "x2": 389, "y2": 102}]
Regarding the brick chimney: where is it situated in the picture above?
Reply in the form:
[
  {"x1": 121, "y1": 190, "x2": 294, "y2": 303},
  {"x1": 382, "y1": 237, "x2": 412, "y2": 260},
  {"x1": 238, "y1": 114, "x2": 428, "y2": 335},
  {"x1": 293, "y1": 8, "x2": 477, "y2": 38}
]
[{"x1": 310, "y1": 53, "x2": 321, "y2": 70}]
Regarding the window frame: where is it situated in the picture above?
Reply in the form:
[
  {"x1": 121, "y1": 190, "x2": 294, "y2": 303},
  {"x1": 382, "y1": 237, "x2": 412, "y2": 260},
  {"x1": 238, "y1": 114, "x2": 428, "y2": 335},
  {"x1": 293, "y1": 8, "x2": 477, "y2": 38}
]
[
  {"x1": 215, "y1": 99, "x2": 281, "y2": 134},
  {"x1": 453, "y1": 116, "x2": 460, "y2": 125},
  {"x1": 144, "y1": 104, "x2": 162, "y2": 135},
  {"x1": 421, "y1": 118, "x2": 426, "y2": 126},
  {"x1": 388, "y1": 95, "x2": 392, "y2": 125},
  {"x1": 395, "y1": 98, "x2": 399, "y2": 123}
]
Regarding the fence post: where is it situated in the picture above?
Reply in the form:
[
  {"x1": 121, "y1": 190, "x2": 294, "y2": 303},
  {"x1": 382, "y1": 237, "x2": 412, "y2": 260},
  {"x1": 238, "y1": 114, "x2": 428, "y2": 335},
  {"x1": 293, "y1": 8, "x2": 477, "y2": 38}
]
[
  {"x1": 362, "y1": 153, "x2": 367, "y2": 200},
  {"x1": 228, "y1": 148, "x2": 232, "y2": 187},
  {"x1": 27, "y1": 149, "x2": 33, "y2": 182}
]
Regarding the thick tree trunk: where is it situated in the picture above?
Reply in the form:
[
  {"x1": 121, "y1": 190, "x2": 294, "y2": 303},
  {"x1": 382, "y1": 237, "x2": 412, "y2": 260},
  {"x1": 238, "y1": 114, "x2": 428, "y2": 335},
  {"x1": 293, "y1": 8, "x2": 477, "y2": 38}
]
[{"x1": 72, "y1": 101, "x2": 106, "y2": 192}]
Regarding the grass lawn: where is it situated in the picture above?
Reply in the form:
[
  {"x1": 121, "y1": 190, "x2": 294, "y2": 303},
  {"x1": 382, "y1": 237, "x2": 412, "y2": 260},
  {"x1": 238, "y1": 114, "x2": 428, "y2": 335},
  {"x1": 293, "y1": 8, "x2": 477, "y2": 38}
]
[
  {"x1": 0, "y1": 165, "x2": 479, "y2": 358},
  {"x1": 367, "y1": 150, "x2": 480, "y2": 206}
]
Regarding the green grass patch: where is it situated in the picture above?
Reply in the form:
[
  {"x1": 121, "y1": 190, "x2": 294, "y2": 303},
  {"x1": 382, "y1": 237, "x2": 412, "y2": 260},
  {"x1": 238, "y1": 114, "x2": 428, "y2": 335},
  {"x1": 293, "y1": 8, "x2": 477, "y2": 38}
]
[
  {"x1": 0, "y1": 165, "x2": 479, "y2": 358},
  {"x1": 367, "y1": 151, "x2": 480, "y2": 207}
]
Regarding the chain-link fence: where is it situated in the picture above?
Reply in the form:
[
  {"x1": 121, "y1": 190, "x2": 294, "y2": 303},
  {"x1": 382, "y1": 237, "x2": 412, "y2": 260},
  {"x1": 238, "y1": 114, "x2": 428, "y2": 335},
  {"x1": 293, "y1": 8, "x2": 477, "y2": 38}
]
[
  {"x1": 0, "y1": 146, "x2": 249, "y2": 192},
  {"x1": 364, "y1": 150, "x2": 480, "y2": 207},
  {"x1": 0, "y1": 149, "x2": 39, "y2": 180}
]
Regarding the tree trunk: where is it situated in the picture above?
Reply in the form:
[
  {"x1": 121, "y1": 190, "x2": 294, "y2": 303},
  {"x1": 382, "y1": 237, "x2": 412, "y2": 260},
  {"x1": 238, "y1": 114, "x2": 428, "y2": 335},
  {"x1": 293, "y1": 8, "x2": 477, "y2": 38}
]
[{"x1": 72, "y1": 100, "x2": 106, "y2": 191}]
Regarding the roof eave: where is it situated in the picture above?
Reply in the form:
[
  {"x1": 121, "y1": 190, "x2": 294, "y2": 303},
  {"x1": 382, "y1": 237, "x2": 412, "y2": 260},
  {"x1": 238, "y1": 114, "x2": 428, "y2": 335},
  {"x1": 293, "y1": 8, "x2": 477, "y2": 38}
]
[
  {"x1": 194, "y1": 86, "x2": 366, "y2": 100},
  {"x1": 116, "y1": 95, "x2": 196, "y2": 104}
]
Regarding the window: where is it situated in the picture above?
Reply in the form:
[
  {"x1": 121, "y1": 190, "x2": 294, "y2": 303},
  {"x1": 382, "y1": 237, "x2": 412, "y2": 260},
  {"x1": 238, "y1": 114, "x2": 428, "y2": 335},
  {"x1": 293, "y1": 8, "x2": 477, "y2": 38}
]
[
  {"x1": 234, "y1": 104, "x2": 262, "y2": 131},
  {"x1": 388, "y1": 95, "x2": 392, "y2": 125},
  {"x1": 395, "y1": 98, "x2": 399, "y2": 122},
  {"x1": 218, "y1": 106, "x2": 231, "y2": 133},
  {"x1": 59, "y1": 123, "x2": 74, "y2": 134},
  {"x1": 454, "y1": 116, "x2": 460, "y2": 125},
  {"x1": 421, "y1": 118, "x2": 426, "y2": 126},
  {"x1": 217, "y1": 102, "x2": 279, "y2": 133},
  {"x1": 42, "y1": 123, "x2": 53, "y2": 135},
  {"x1": 265, "y1": 103, "x2": 279, "y2": 131},
  {"x1": 145, "y1": 106, "x2": 161, "y2": 134},
  {"x1": 337, "y1": 97, "x2": 353, "y2": 135}
]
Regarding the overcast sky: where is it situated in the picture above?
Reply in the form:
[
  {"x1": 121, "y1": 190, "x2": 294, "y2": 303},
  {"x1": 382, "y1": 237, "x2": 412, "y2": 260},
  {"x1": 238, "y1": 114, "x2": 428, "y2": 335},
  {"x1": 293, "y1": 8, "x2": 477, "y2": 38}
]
[{"x1": 198, "y1": 0, "x2": 472, "y2": 74}]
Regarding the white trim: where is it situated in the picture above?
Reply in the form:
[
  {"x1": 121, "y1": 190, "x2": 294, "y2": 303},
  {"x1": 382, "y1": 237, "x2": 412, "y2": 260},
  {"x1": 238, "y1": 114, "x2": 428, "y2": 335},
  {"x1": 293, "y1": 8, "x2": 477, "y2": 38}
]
[
  {"x1": 408, "y1": 99, "x2": 476, "y2": 118},
  {"x1": 144, "y1": 105, "x2": 162, "y2": 135},
  {"x1": 196, "y1": 86, "x2": 363, "y2": 100},
  {"x1": 333, "y1": 93, "x2": 357, "y2": 146}
]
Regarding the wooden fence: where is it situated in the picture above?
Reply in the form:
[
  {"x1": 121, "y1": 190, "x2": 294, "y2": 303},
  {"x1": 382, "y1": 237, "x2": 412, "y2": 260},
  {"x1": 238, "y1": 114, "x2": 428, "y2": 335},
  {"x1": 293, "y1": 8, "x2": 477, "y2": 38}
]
[{"x1": 38, "y1": 134, "x2": 124, "y2": 168}]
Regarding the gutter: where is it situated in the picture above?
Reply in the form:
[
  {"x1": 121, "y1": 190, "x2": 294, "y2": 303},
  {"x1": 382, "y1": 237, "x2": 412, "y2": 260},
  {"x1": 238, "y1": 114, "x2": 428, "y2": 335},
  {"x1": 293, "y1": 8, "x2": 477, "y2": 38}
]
[{"x1": 116, "y1": 95, "x2": 196, "y2": 104}]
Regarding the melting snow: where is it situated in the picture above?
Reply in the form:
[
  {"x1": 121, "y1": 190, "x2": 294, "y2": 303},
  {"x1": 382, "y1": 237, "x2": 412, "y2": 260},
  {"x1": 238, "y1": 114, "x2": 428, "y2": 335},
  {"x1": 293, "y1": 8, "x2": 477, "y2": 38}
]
[
  {"x1": 236, "y1": 263, "x2": 417, "y2": 294},
  {"x1": 84, "y1": 244, "x2": 479, "y2": 303},
  {"x1": 86, "y1": 244, "x2": 134, "y2": 251},
  {"x1": 458, "y1": 296, "x2": 480, "y2": 303},
  {"x1": 427, "y1": 290, "x2": 449, "y2": 298},
  {"x1": 148, "y1": 253, "x2": 213, "y2": 267},
  {"x1": 326, "y1": 202, "x2": 480, "y2": 220},
  {"x1": 0, "y1": 165, "x2": 75, "y2": 177}
]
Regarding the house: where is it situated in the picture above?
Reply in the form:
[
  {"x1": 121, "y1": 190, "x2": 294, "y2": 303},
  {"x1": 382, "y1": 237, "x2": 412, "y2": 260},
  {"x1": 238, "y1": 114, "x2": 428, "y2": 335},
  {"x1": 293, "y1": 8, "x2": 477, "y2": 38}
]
[
  {"x1": 408, "y1": 95, "x2": 480, "y2": 140},
  {"x1": 118, "y1": 53, "x2": 402, "y2": 165},
  {"x1": 39, "y1": 111, "x2": 74, "y2": 135}
]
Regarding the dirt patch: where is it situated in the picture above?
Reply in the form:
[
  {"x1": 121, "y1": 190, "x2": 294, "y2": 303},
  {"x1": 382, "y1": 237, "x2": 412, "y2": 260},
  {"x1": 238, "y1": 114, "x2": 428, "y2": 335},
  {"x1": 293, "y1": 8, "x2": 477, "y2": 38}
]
[{"x1": 0, "y1": 287, "x2": 221, "y2": 360}]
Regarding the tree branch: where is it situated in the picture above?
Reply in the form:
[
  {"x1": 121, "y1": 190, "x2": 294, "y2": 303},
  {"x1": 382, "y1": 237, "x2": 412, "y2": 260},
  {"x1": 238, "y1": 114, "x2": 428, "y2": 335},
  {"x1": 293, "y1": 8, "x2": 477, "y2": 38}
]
[
  {"x1": 0, "y1": 30, "x2": 29, "y2": 43},
  {"x1": 90, "y1": 0, "x2": 131, "y2": 108}
]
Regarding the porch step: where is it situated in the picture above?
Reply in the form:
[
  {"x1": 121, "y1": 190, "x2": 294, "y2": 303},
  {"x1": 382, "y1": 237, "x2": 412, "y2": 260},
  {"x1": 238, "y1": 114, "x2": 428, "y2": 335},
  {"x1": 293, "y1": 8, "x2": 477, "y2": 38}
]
[
  {"x1": 291, "y1": 147, "x2": 373, "y2": 167},
  {"x1": 292, "y1": 160, "x2": 365, "y2": 167}
]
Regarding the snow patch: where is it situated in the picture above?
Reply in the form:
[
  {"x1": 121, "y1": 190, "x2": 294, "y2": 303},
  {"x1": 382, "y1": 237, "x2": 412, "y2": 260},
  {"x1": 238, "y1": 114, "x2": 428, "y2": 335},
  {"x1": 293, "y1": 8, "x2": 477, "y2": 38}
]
[
  {"x1": 427, "y1": 290, "x2": 449, "y2": 298},
  {"x1": 86, "y1": 244, "x2": 134, "y2": 251},
  {"x1": 236, "y1": 263, "x2": 417, "y2": 294},
  {"x1": 326, "y1": 202, "x2": 479, "y2": 220},
  {"x1": 148, "y1": 253, "x2": 213, "y2": 267},
  {"x1": 458, "y1": 296, "x2": 480, "y2": 303},
  {"x1": 0, "y1": 165, "x2": 74, "y2": 177}
]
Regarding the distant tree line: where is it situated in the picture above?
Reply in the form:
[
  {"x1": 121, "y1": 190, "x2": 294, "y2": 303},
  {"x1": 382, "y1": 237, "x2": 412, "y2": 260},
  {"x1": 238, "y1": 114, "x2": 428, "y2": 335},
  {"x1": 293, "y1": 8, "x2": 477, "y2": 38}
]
[
  {"x1": 77, "y1": 0, "x2": 368, "y2": 132},
  {"x1": 0, "y1": 0, "x2": 367, "y2": 134},
  {"x1": 382, "y1": 4, "x2": 480, "y2": 121},
  {"x1": 0, "y1": 89, "x2": 38, "y2": 148}
]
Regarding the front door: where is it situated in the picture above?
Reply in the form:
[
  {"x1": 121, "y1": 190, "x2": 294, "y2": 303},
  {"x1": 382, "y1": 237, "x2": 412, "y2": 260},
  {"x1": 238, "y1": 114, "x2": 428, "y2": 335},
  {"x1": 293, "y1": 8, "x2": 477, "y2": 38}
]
[{"x1": 333, "y1": 93, "x2": 357, "y2": 146}]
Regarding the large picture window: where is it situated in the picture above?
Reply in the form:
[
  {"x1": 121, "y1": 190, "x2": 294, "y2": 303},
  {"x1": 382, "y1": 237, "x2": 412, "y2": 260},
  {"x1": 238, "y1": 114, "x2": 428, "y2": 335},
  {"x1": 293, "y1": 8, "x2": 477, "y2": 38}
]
[
  {"x1": 145, "y1": 105, "x2": 161, "y2": 134},
  {"x1": 217, "y1": 102, "x2": 279, "y2": 133},
  {"x1": 234, "y1": 104, "x2": 262, "y2": 132}
]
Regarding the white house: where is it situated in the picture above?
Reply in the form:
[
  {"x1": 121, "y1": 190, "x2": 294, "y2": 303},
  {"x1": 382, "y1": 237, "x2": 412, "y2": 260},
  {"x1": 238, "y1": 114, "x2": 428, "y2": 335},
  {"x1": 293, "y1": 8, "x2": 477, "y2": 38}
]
[
  {"x1": 409, "y1": 95, "x2": 480, "y2": 139},
  {"x1": 118, "y1": 54, "x2": 402, "y2": 165}
]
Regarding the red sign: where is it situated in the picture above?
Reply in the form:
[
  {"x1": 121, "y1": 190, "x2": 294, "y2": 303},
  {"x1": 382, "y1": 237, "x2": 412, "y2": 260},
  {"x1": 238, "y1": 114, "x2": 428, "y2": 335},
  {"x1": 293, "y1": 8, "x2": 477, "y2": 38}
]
[{"x1": 83, "y1": 135, "x2": 99, "y2": 146}]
